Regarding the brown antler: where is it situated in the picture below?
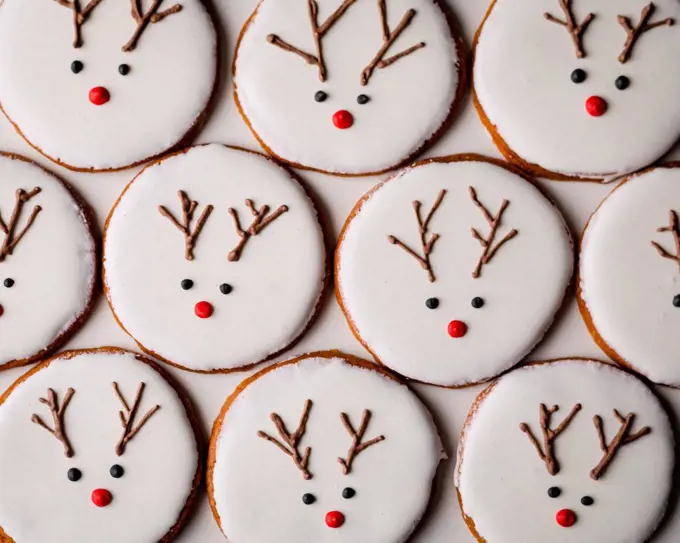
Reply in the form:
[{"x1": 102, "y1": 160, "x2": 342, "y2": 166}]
[
  {"x1": 52, "y1": 0, "x2": 106, "y2": 48},
  {"x1": 0, "y1": 188, "x2": 42, "y2": 264},
  {"x1": 267, "y1": 0, "x2": 358, "y2": 82},
  {"x1": 158, "y1": 190, "x2": 214, "y2": 261},
  {"x1": 227, "y1": 199, "x2": 289, "y2": 262},
  {"x1": 591, "y1": 410, "x2": 651, "y2": 480},
  {"x1": 618, "y1": 2, "x2": 674, "y2": 63},
  {"x1": 387, "y1": 189, "x2": 446, "y2": 283},
  {"x1": 469, "y1": 186, "x2": 519, "y2": 279},
  {"x1": 122, "y1": 0, "x2": 183, "y2": 52},
  {"x1": 544, "y1": 0, "x2": 596, "y2": 58},
  {"x1": 652, "y1": 209, "x2": 680, "y2": 272},
  {"x1": 338, "y1": 410, "x2": 385, "y2": 475},
  {"x1": 361, "y1": 0, "x2": 426, "y2": 86},
  {"x1": 31, "y1": 388, "x2": 76, "y2": 458},
  {"x1": 113, "y1": 382, "x2": 160, "y2": 456},
  {"x1": 519, "y1": 403, "x2": 582, "y2": 475},
  {"x1": 258, "y1": 399, "x2": 314, "y2": 480}
]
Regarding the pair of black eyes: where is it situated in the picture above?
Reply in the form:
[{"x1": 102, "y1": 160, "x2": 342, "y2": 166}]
[
  {"x1": 181, "y1": 280, "x2": 233, "y2": 295},
  {"x1": 314, "y1": 91, "x2": 370, "y2": 105},
  {"x1": 67, "y1": 465, "x2": 124, "y2": 482},
  {"x1": 3, "y1": 278, "x2": 13, "y2": 288},
  {"x1": 426, "y1": 297, "x2": 484, "y2": 310},
  {"x1": 71, "y1": 61, "x2": 131, "y2": 76},
  {"x1": 548, "y1": 487, "x2": 594, "y2": 506},
  {"x1": 302, "y1": 487, "x2": 355, "y2": 504},
  {"x1": 570, "y1": 69, "x2": 630, "y2": 90}
]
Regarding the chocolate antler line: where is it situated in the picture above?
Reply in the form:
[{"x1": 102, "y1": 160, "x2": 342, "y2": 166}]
[
  {"x1": 123, "y1": 0, "x2": 183, "y2": 52},
  {"x1": 0, "y1": 187, "x2": 42, "y2": 263},
  {"x1": 652, "y1": 209, "x2": 680, "y2": 272},
  {"x1": 338, "y1": 409, "x2": 385, "y2": 475},
  {"x1": 544, "y1": 0, "x2": 595, "y2": 58},
  {"x1": 52, "y1": 0, "x2": 106, "y2": 48},
  {"x1": 113, "y1": 382, "x2": 160, "y2": 456},
  {"x1": 617, "y1": 2, "x2": 674, "y2": 64},
  {"x1": 31, "y1": 388, "x2": 76, "y2": 458},
  {"x1": 227, "y1": 199, "x2": 289, "y2": 262},
  {"x1": 591, "y1": 410, "x2": 651, "y2": 480},
  {"x1": 158, "y1": 190, "x2": 214, "y2": 261}
]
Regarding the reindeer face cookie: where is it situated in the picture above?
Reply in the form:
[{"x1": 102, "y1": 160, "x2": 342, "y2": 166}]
[
  {"x1": 208, "y1": 352, "x2": 443, "y2": 543},
  {"x1": 0, "y1": 153, "x2": 96, "y2": 369},
  {"x1": 456, "y1": 360, "x2": 674, "y2": 543},
  {"x1": 0, "y1": 348, "x2": 201, "y2": 543},
  {"x1": 104, "y1": 145, "x2": 327, "y2": 372},
  {"x1": 234, "y1": 0, "x2": 464, "y2": 175},
  {"x1": 336, "y1": 156, "x2": 573, "y2": 387},
  {"x1": 474, "y1": 0, "x2": 680, "y2": 180},
  {"x1": 0, "y1": 0, "x2": 217, "y2": 171}
]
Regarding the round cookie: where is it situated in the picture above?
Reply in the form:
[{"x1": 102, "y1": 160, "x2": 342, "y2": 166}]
[
  {"x1": 455, "y1": 359, "x2": 674, "y2": 543},
  {"x1": 0, "y1": 0, "x2": 217, "y2": 172},
  {"x1": 234, "y1": 0, "x2": 464, "y2": 176},
  {"x1": 579, "y1": 164, "x2": 680, "y2": 386},
  {"x1": 208, "y1": 351, "x2": 443, "y2": 543},
  {"x1": 104, "y1": 144, "x2": 327, "y2": 373},
  {"x1": 336, "y1": 155, "x2": 573, "y2": 387},
  {"x1": 0, "y1": 152, "x2": 97, "y2": 369},
  {"x1": 0, "y1": 347, "x2": 201, "y2": 543},
  {"x1": 473, "y1": 0, "x2": 680, "y2": 181}
]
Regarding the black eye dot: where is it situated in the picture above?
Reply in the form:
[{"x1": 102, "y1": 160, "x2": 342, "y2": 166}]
[
  {"x1": 471, "y1": 297, "x2": 484, "y2": 309},
  {"x1": 571, "y1": 69, "x2": 587, "y2": 84},
  {"x1": 314, "y1": 91, "x2": 328, "y2": 103},
  {"x1": 3, "y1": 278, "x2": 14, "y2": 288},
  {"x1": 673, "y1": 295, "x2": 680, "y2": 308},
  {"x1": 615, "y1": 75, "x2": 630, "y2": 90},
  {"x1": 302, "y1": 493, "x2": 316, "y2": 505},
  {"x1": 581, "y1": 496, "x2": 594, "y2": 506},
  {"x1": 181, "y1": 279, "x2": 194, "y2": 290},
  {"x1": 425, "y1": 297, "x2": 439, "y2": 310},
  {"x1": 219, "y1": 283, "x2": 233, "y2": 295},
  {"x1": 109, "y1": 464, "x2": 124, "y2": 478},
  {"x1": 67, "y1": 468, "x2": 82, "y2": 482},
  {"x1": 547, "y1": 486, "x2": 561, "y2": 498},
  {"x1": 119, "y1": 64, "x2": 131, "y2": 76},
  {"x1": 342, "y1": 487, "x2": 356, "y2": 499},
  {"x1": 357, "y1": 94, "x2": 370, "y2": 105},
  {"x1": 71, "y1": 60, "x2": 84, "y2": 74}
]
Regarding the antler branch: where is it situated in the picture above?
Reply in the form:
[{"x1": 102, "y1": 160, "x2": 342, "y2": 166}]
[
  {"x1": 113, "y1": 382, "x2": 160, "y2": 456},
  {"x1": 31, "y1": 388, "x2": 76, "y2": 458},
  {"x1": 519, "y1": 403, "x2": 582, "y2": 475},
  {"x1": 52, "y1": 0, "x2": 106, "y2": 48},
  {"x1": 0, "y1": 188, "x2": 42, "y2": 263},
  {"x1": 591, "y1": 410, "x2": 651, "y2": 480},
  {"x1": 544, "y1": 0, "x2": 596, "y2": 58},
  {"x1": 158, "y1": 190, "x2": 214, "y2": 261},
  {"x1": 338, "y1": 409, "x2": 385, "y2": 474},
  {"x1": 652, "y1": 210, "x2": 680, "y2": 272},
  {"x1": 122, "y1": 0, "x2": 183, "y2": 52},
  {"x1": 618, "y1": 2, "x2": 674, "y2": 63},
  {"x1": 227, "y1": 199, "x2": 289, "y2": 262}
]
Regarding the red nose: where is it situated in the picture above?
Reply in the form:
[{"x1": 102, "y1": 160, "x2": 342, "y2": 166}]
[
  {"x1": 0, "y1": 304, "x2": 3, "y2": 318},
  {"x1": 325, "y1": 511, "x2": 345, "y2": 528},
  {"x1": 91, "y1": 488, "x2": 113, "y2": 507},
  {"x1": 333, "y1": 110, "x2": 354, "y2": 129},
  {"x1": 195, "y1": 301, "x2": 214, "y2": 319},
  {"x1": 448, "y1": 320, "x2": 467, "y2": 338},
  {"x1": 89, "y1": 86, "x2": 110, "y2": 106},
  {"x1": 556, "y1": 509, "x2": 577, "y2": 528},
  {"x1": 585, "y1": 96, "x2": 607, "y2": 117}
]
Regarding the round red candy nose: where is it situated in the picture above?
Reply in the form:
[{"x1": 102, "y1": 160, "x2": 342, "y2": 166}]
[
  {"x1": 91, "y1": 488, "x2": 113, "y2": 507},
  {"x1": 556, "y1": 509, "x2": 577, "y2": 528},
  {"x1": 325, "y1": 511, "x2": 345, "y2": 528},
  {"x1": 333, "y1": 110, "x2": 354, "y2": 129},
  {"x1": 448, "y1": 320, "x2": 467, "y2": 338},
  {"x1": 195, "y1": 301, "x2": 214, "y2": 319},
  {"x1": 0, "y1": 304, "x2": 3, "y2": 318},
  {"x1": 585, "y1": 96, "x2": 607, "y2": 117},
  {"x1": 89, "y1": 86, "x2": 110, "y2": 106}
]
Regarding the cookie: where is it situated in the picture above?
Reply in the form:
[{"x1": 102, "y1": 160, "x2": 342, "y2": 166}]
[
  {"x1": 0, "y1": 347, "x2": 202, "y2": 543},
  {"x1": 0, "y1": 0, "x2": 217, "y2": 172},
  {"x1": 207, "y1": 351, "x2": 443, "y2": 542},
  {"x1": 473, "y1": 0, "x2": 680, "y2": 181},
  {"x1": 0, "y1": 152, "x2": 97, "y2": 370},
  {"x1": 456, "y1": 359, "x2": 674, "y2": 543},
  {"x1": 336, "y1": 155, "x2": 573, "y2": 387},
  {"x1": 104, "y1": 144, "x2": 328, "y2": 373},
  {"x1": 233, "y1": 0, "x2": 465, "y2": 176}
]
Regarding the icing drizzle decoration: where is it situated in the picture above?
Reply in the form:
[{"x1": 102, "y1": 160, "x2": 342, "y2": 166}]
[
  {"x1": 338, "y1": 409, "x2": 385, "y2": 475},
  {"x1": 113, "y1": 382, "x2": 160, "y2": 456},
  {"x1": 257, "y1": 399, "x2": 313, "y2": 480},
  {"x1": 387, "y1": 189, "x2": 446, "y2": 283},
  {"x1": 30, "y1": 387, "x2": 76, "y2": 458},
  {"x1": 591, "y1": 410, "x2": 651, "y2": 480},
  {"x1": 52, "y1": 0, "x2": 106, "y2": 48},
  {"x1": 617, "y1": 2, "x2": 674, "y2": 64},
  {"x1": 158, "y1": 190, "x2": 214, "y2": 261},
  {"x1": 544, "y1": 0, "x2": 596, "y2": 59},
  {"x1": 0, "y1": 187, "x2": 42, "y2": 263},
  {"x1": 651, "y1": 209, "x2": 680, "y2": 271},
  {"x1": 227, "y1": 199, "x2": 289, "y2": 262},
  {"x1": 122, "y1": 0, "x2": 183, "y2": 53},
  {"x1": 519, "y1": 403, "x2": 582, "y2": 475}
]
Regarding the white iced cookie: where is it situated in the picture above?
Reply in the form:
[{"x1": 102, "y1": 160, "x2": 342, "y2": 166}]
[
  {"x1": 208, "y1": 351, "x2": 443, "y2": 543},
  {"x1": 234, "y1": 0, "x2": 464, "y2": 175},
  {"x1": 0, "y1": 348, "x2": 201, "y2": 543},
  {"x1": 456, "y1": 360, "x2": 674, "y2": 543},
  {"x1": 579, "y1": 165, "x2": 680, "y2": 386},
  {"x1": 336, "y1": 156, "x2": 573, "y2": 387},
  {"x1": 104, "y1": 144, "x2": 327, "y2": 372},
  {"x1": 0, "y1": 153, "x2": 97, "y2": 369},
  {"x1": 474, "y1": 0, "x2": 680, "y2": 181},
  {"x1": 0, "y1": 0, "x2": 217, "y2": 172}
]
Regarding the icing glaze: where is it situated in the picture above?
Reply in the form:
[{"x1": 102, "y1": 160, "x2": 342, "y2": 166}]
[
  {"x1": 474, "y1": 0, "x2": 680, "y2": 180},
  {"x1": 234, "y1": 0, "x2": 463, "y2": 175},
  {"x1": 208, "y1": 352, "x2": 443, "y2": 543},
  {"x1": 336, "y1": 156, "x2": 573, "y2": 387},
  {"x1": 104, "y1": 144, "x2": 327, "y2": 372},
  {"x1": 0, "y1": 0, "x2": 217, "y2": 171},
  {"x1": 579, "y1": 165, "x2": 680, "y2": 386},
  {"x1": 0, "y1": 348, "x2": 200, "y2": 542},
  {"x1": 456, "y1": 360, "x2": 674, "y2": 543},
  {"x1": 0, "y1": 153, "x2": 96, "y2": 368}
]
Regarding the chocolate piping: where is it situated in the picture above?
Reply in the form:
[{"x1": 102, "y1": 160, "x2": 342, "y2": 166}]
[
  {"x1": 158, "y1": 190, "x2": 214, "y2": 261},
  {"x1": 113, "y1": 382, "x2": 160, "y2": 456},
  {"x1": 31, "y1": 388, "x2": 76, "y2": 458},
  {"x1": 544, "y1": 0, "x2": 595, "y2": 59},
  {"x1": 338, "y1": 409, "x2": 385, "y2": 474},
  {"x1": 52, "y1": 0, "x2": 106, "y2": 48},
  {"x1": 227, "y1": 199, "x2": 289, "y2": 262},
  {"x1": 122, "y1": 0, "x2": 183, "y2": 52},
  {"x1": 591, "y1": 410, "x2": 651, "y2": 480},
  {"x1": 0, "y1": 188, "x2": 42, "y2": 263},
  {"x1": 618, "y1": 2, "x2": 674, "y2": 64},
  {"x1": 652, "y1": 210, "x2": 680, "y2": 272}
]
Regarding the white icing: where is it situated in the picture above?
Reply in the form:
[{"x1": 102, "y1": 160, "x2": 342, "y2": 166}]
[
  {"x1": 580, "y1": 166, "x2": 680, "y2": 386},
  {"x1": 0, "y1": 349, "x2": 199, "y2": 543},
  {"x1": 0, "y1": 154, "x2": 96, "y2": 366},
  {"x1": 336, "y1": 158, "x2": 573, "y2": 386},
  {"x1": 235, "y1": 0, "x2": 461, "y2": 175},
  {"x1": 456, "y1": 360, "x2": 674, "y2": 543},
  {"x1": 210, "y1": 353, "x2": 443, "y2": 543},
  {"x1": 104, "y1": 144, "x2": 326, "y2": 372},
  {"x1": 474, "y1": 0, "x2": 680, "y2": 179},
  {"x1": 0, "y1": 0, "x2": 216, "y2": 171}
]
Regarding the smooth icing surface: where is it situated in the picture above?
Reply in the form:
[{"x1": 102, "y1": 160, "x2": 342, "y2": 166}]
[
  {"x1": 0, "y1": 154, "x2": 96, "y2": 367},
  {"x1": 456, "y1": 360, "x2": 674, "y2": 543},
  {"x1": 580, "y1": 166, "x2": 680, "y2": 385},
  {"x1": 336, "y1": 158, "x2": 573, "y2": 386},
  {"x1": 210, "y1": 354, "x2": 443, "y2": 543},
  {"x1": 0, "y1": 349, "x2": 199, "y2": 543},
  {"x1": 104, "y1": 145, "x2": 326, "y2": 372},
  {"x1": 475, "y1": 0, "x2": 680, "y2": 179},
  {"x1": 0, "y1": 0, "x2": 216, "y2": 171},
  {"x1": 235, "y1": 0, "x2": 461, "y2": 175}
]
